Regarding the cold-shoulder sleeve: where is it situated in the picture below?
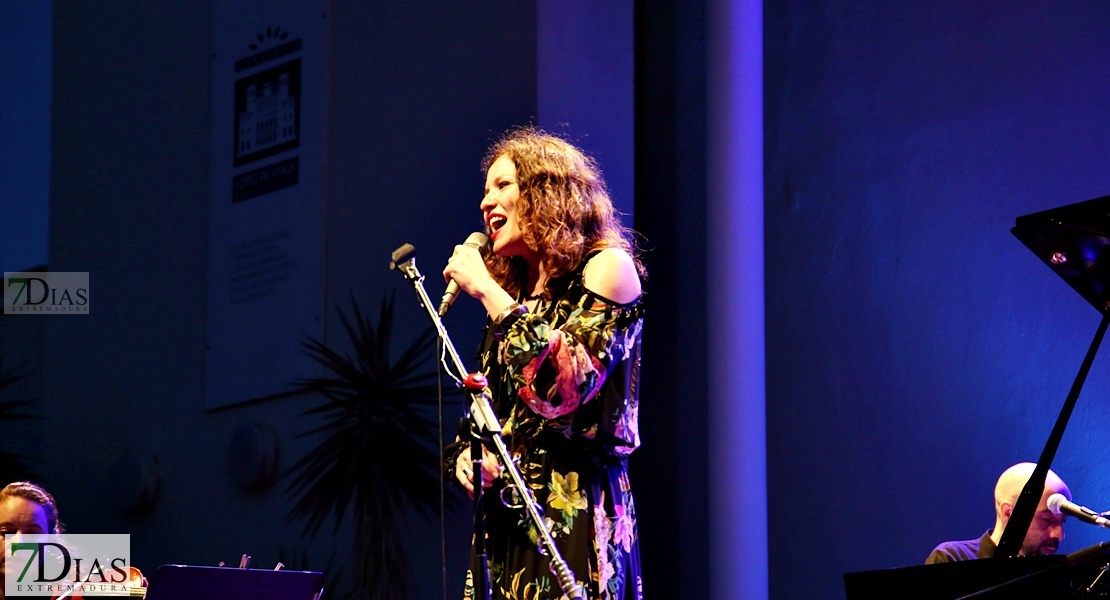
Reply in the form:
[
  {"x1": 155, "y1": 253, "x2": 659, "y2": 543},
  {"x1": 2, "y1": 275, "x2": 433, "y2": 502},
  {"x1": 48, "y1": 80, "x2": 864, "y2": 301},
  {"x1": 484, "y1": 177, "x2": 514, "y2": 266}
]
[{"x1": 496, "y1": 290, "x2": 643, "y2": 450}]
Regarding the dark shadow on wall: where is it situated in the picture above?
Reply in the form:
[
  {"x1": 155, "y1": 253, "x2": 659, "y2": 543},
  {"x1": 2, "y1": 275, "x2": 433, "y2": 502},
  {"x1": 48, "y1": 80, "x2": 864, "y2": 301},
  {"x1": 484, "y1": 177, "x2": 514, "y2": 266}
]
[{"x1": 633, "y1": 0, "x2": 710, "y2": 598}]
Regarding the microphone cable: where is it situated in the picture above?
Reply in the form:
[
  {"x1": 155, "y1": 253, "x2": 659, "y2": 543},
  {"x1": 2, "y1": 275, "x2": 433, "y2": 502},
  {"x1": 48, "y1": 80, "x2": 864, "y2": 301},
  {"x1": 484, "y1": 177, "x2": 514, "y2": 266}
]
[{"x1": 437, "y1": 335, "x2": 447, "y2": 600}]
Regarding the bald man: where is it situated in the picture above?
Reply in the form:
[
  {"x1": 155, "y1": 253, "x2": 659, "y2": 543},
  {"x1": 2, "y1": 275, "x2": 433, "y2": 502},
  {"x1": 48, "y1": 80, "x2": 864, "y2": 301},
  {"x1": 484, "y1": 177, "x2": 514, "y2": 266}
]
[{"x1": 926, "y1": 462, "x2": 1071, "y2": 563}]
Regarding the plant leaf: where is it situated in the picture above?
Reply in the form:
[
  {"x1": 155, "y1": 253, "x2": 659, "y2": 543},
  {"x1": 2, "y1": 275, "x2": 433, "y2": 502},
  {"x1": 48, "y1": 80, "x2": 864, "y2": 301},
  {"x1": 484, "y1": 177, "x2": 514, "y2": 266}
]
[{"x1": 283, "y1": 294, "x2": 460, "y2": 600}]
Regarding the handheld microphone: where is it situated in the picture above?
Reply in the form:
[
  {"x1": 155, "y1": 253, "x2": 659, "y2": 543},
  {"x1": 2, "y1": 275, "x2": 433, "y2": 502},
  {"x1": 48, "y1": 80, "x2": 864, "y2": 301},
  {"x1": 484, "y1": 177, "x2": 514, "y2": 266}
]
[
  {"x1": 1047, "y1": 493, "x2": 1110, "y2": 528},
  {"x1": 438, "y1": 232, "x2": 491, "y2": 317}
]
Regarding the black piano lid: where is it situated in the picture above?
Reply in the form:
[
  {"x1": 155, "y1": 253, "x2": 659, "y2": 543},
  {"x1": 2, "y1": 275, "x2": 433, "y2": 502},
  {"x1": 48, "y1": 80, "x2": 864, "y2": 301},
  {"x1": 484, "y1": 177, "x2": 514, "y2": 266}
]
[{"x1": 1012, "y1": 193, "x2": 1110, "y2": 312}]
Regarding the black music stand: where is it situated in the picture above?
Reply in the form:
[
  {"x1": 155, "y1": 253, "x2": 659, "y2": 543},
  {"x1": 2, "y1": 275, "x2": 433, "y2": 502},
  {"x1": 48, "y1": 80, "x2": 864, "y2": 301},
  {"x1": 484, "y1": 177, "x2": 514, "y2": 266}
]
[
  {"x1": 999, "y1": 194, "x2": 1110, "y2": 557},
  {"x1": 143, "y1": 564, "x2": 325, "y2": 600}
]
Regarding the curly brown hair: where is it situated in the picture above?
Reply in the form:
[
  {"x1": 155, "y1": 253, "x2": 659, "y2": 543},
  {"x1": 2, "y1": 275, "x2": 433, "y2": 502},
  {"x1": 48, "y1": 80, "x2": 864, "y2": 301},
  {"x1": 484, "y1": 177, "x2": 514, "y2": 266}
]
[
  {"x1": 481, "y1": 127, "x2": 645, "y2": 298},
  {"x1": 0, "y1": 481, "x2": 63, "y2": 533}
]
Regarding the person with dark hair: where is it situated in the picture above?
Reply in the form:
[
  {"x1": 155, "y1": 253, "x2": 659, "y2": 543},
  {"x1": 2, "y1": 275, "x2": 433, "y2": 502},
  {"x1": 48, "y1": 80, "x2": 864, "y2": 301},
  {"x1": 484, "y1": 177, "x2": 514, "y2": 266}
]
[{"x1": 443, "y1": 127, "x2": 645, "y2": 600}]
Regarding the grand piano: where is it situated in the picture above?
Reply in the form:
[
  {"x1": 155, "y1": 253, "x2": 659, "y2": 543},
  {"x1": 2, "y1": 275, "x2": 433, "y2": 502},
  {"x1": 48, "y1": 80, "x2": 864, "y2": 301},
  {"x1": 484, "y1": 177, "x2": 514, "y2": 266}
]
[
  {"x1": 844, "y1": 542, "x2": 1110, "y2": 599},
  {"x1": 845, "y1": 195, "x2": 1110, "y2": 599}
]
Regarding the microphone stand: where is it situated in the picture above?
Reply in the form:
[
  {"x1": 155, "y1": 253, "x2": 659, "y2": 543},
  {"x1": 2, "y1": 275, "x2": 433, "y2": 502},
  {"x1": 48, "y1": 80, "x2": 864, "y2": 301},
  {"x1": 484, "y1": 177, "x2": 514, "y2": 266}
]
[{"x1": 389, "y1": 243, "x2": 583, "y2": 600}]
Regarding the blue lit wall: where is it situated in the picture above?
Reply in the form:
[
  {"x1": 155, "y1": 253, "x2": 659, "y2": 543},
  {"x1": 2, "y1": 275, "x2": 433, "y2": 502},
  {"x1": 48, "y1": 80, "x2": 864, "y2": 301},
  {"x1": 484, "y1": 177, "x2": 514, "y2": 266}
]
[
  {"x1": 765, "y1": 2, "x2": 1110, "y2": 599},
  {"x1": 0, "y1": 1, "x2": 51, "y2": 273},
  {"x1": 537, "y1": 0, "x2": 634, "y2": 218}
]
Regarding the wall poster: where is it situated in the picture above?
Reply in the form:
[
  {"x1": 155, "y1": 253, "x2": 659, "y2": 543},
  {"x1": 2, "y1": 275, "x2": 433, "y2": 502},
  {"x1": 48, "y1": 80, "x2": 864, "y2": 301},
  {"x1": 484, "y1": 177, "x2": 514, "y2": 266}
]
[{"x1": 207, "y1": 2, "x2": 327, "y2": 409}]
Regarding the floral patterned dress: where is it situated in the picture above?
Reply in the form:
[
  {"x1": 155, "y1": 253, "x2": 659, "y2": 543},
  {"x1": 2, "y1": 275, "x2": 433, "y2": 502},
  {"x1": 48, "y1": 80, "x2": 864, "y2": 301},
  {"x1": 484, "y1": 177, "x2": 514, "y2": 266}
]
[{"x1": 449, "y1": 257, "x2": 645, "y2": 600}]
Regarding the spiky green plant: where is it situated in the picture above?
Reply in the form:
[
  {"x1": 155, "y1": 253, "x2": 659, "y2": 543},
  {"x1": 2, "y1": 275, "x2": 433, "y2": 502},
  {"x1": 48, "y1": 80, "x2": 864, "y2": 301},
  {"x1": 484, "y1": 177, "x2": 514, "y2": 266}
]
[
  {"x1": 0, "y1": 348, "x2": 39, "y2": 483},
  {"x1": 284, "y1": 295, "x2": 452, "y2": 600}
]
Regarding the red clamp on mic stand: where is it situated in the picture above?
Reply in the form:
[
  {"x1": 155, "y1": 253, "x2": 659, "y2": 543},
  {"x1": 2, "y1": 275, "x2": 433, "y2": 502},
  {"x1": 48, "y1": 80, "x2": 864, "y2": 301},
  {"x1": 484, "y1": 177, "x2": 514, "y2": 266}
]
[{"x1": 463, "y1": 372, "x2": 488, "y2": 390}]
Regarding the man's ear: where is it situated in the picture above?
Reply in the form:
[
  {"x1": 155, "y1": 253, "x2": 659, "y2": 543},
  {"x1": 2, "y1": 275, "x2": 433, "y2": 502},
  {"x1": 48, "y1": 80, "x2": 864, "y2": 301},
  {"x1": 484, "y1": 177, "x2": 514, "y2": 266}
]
[{"x1": 1001, "y1": 502, "x2": 1014, "y2": 521}]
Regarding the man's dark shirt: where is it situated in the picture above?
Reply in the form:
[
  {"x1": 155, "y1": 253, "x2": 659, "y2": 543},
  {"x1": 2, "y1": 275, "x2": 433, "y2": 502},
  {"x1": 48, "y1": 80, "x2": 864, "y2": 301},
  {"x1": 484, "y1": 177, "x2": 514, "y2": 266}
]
[{"x1": 926, "y1": 530, "x2": 996, "y2": 564}]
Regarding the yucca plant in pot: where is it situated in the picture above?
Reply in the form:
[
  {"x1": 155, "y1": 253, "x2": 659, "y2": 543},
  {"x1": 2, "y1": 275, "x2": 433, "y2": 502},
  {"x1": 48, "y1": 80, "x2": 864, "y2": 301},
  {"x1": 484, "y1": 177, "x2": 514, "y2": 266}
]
[{"x1": 284, "y1": 294, "x2": 454, "y2": 600}]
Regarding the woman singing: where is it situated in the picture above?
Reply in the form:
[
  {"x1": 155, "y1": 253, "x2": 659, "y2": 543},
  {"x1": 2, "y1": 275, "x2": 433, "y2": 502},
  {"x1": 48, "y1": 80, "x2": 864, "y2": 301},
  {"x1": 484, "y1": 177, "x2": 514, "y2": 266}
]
[{"x1": 443, "y1": 127, "x2": 645, "y2": 600}]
